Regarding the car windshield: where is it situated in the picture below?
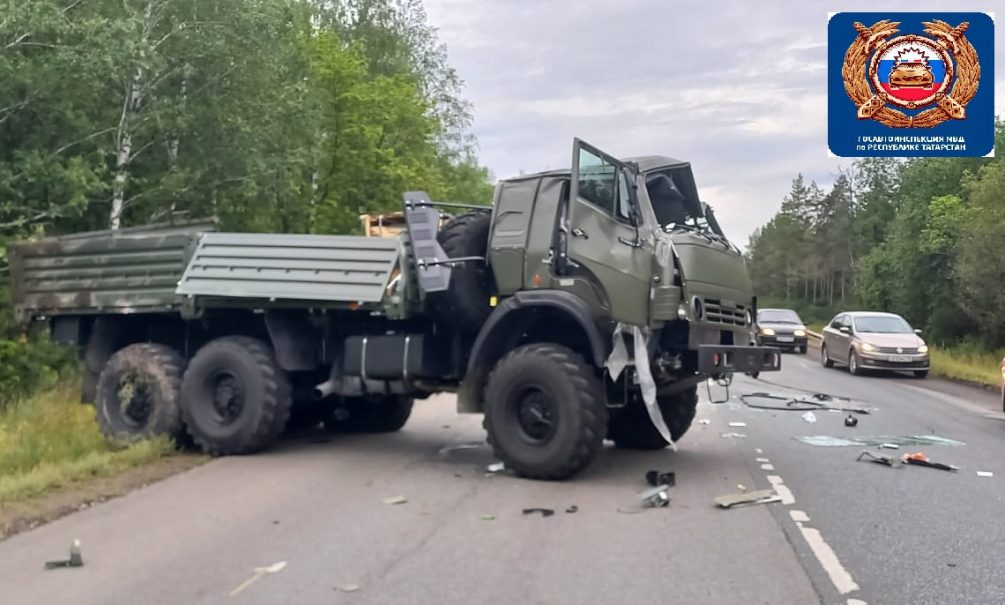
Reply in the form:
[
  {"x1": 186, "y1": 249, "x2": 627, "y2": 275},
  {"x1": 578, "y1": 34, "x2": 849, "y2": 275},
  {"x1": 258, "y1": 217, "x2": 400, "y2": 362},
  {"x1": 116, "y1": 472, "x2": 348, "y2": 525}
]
[
  {"x1": 758, "y1": 310, "x2": 801, "y2": 324},
  {"x1": 854, "y1": 315, "x2": 913, "y2": 334}
]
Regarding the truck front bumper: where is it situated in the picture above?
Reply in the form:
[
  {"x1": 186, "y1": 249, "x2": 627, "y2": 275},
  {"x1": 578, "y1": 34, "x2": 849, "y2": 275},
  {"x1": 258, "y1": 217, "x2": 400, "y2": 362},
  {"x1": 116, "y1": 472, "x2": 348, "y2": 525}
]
[{"x1": 697, "y1": 345, "x2": 782, "y2": 374}]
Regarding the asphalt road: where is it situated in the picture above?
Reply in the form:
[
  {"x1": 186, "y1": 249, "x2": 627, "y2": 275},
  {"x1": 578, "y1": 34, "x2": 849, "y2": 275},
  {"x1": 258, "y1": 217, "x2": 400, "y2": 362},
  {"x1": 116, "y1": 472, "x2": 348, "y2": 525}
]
[{"x1": 1, "y1": 347, "x2": 1003, "y2": 605}]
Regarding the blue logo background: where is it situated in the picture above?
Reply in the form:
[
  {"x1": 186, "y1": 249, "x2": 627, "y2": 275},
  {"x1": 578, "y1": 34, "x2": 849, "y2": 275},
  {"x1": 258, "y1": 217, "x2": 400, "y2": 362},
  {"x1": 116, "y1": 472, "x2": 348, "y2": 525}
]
[{"x1": 828, "y1": 12, "x2": 995, "y2": 157}]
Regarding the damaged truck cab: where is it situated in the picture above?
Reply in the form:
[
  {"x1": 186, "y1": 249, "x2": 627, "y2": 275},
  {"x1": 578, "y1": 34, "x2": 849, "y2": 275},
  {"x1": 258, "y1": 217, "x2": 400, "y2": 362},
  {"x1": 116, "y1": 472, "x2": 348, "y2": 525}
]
[{"x1": 8, "y1": 138, "x2": 779, "y2": 481}]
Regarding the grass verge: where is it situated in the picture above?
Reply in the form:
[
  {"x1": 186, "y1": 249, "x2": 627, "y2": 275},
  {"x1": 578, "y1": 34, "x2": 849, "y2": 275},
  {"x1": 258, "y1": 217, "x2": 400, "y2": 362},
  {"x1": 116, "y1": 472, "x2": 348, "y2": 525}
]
[
  {"x1": 0, "y1": 382, "x2": 175, "y2": 504},
  {"x1": 929, "y1": 346, "x2": 1003, "y2": 388}
]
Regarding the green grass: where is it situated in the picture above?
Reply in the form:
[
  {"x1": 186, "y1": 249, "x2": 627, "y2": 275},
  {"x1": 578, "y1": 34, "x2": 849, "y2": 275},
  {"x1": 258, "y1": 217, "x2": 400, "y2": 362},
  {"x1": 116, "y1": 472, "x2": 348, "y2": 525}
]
[
  {"x1": 929, "y1": 346, "x2": 1004, "y2": 387},
  {"x1": 0, "y1": 383, "x2": 174, "y2": 504}
]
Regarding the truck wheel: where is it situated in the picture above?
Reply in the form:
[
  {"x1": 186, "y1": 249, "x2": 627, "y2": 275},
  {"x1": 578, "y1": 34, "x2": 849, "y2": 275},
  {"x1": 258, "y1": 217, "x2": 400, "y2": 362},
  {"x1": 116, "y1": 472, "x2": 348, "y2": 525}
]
[
  {"x1": 483, "y1": 344, "x2": 607, "y2": 480},
  {"x1": 95, "y1": 343, "x2": 186, "y2": 445},
  {"x1": 433, "y1": 210, "x2": 493, "y2": 329},
  {"x1": 181, "y1": 336, "x2": 292, "y2": 455},
  {"x1": 608, "y1": 387, "x2": 698, "y2": 450},
  {"x1": 322, "y1": 396, "x2": 414, "y2": 433}
]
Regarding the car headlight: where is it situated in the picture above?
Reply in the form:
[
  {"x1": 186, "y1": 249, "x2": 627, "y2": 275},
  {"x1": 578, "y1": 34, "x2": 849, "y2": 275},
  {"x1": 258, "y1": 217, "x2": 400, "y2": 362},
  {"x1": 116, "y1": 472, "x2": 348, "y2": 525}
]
[
  {"x1": 918, "y1": 345, "x2": 929, "y2": 354},
  {"x1": 794, "y1": 329, "x2": 806, "y2": 337},
  {"x1": 760, "y1": 327, "x2": 775, "y2": 336},
  {"x1": 861, "y1": 342, "x2": 877, "y2": 352}
]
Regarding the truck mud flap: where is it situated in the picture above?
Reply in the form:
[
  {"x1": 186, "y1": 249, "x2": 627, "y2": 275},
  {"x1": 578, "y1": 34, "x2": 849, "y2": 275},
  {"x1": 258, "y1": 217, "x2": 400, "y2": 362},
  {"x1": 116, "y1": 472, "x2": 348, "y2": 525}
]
[{"x1": 697, "y1": 345, "x2": 781, "y2": 374}]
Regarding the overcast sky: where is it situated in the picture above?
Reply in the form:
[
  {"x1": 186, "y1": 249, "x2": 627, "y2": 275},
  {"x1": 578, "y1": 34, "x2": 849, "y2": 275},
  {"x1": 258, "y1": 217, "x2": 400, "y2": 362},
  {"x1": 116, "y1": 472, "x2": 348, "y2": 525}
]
[{"x1": 423, "y1": 1, "x2": 1001, "y2": 246}]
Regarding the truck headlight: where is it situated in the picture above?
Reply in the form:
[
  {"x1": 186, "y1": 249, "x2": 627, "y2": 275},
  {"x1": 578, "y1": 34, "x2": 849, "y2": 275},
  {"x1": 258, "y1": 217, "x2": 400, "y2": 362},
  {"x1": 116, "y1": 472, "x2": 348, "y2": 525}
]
[
  {"x1": 760, "y1": 327, "x2": 775, "y2": 336},
  {"x1": 861, "y1": 342, "x2": 877, "y2": 352},
  {"x1": 794, "y1": 329, "x2": 806, "y2": 337},
  {"x1": 918, "y1": 345, "x2": 929, "y2": 354},
  {"x1": 692, "y1": 296, "x2": 704, "y2": 320},
  {"x1": 677, "y1": 303, "x2": 689, "y2": 320}
]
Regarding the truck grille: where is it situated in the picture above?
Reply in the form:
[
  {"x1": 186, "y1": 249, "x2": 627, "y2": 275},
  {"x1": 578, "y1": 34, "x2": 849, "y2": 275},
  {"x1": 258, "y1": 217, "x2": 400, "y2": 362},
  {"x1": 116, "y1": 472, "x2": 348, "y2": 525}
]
[{"x1": 702, "y1": 298, "x2": 747, "y2": 326}]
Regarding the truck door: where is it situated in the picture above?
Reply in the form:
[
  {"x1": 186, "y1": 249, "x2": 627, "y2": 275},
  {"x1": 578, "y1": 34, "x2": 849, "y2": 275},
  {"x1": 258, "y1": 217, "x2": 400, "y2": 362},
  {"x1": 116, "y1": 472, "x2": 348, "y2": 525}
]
[{"x1": 567, "y1": 139, "x2": 653, "y2": 326}]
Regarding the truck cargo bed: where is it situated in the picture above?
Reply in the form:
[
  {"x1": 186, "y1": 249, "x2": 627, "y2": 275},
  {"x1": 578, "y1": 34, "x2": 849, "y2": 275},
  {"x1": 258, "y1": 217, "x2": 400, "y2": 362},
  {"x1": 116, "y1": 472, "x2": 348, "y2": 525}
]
[
  {"x1": 8, "y1": 220, "x2": 216, "y2": 322},
  {"x1": 175, "y1": 232, "x2": 400, "y2": 305}
]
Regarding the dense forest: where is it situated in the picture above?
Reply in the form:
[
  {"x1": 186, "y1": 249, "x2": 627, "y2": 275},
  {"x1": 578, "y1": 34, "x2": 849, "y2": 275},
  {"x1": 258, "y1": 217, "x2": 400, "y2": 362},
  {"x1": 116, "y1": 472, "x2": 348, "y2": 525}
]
[
  {"x1": 746, "y1": 123, "x2": 1005, "y2": 348},
  {"x1": 0, "y1": 0, "x2": 494, "y2": 399}
]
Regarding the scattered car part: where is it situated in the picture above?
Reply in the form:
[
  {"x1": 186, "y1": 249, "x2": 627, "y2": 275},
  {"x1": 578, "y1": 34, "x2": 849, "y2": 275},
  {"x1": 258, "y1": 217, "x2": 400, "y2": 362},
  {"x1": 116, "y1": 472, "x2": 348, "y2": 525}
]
[
  {"x1": 977, "y1": 471, "x2": 994, "y2": 478},
  {"x1": 522, "y1": 508, "x2": 555, "y2": 517},
  {"x1": 229, "y1": 561, "x2": 287, "y2": 596},
  {"x1": 714, "y1": 489, "x2": 780, "y2": 509},
  {"x1": 565, "y1": 505, "x2": 578, "y2": 513},
  {"x1": 802, "y1": 411, "x2": 817, "y2": 423},
  {"x1": 856, "y1": 451, "x2": 902, "y2": 468},
  {"x1": 645, "y1": 470, "x2": 676, "y2": 487},
  {"x1": 639, "y1": 485, "x2": 671, "y2": 508},
  {"x1": 381, "y1": 496, "x2": 408, "y2": 505},
  {"x1": 902, "y1": 452, "x2": 959, "y2": 472},
  {"x1": 44, "y1": 539, "x2": 83, "y2": 569},
  {"x1": 845, "y1": 415, "x2": 858, "y2": 427}
]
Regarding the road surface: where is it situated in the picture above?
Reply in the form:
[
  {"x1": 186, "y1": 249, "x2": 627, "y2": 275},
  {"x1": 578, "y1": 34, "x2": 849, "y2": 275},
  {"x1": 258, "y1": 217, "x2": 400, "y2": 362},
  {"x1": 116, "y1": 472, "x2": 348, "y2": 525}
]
[{"x1": 1, "y1": 349, "x2": 1003, "y2": 605}]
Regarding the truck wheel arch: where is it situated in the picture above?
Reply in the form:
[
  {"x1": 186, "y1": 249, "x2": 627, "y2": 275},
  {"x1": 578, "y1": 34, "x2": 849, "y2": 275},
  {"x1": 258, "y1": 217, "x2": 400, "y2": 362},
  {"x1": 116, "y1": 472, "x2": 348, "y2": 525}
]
[{"x1": 456, "y1": 290, "x2": 610, "y2": 413}]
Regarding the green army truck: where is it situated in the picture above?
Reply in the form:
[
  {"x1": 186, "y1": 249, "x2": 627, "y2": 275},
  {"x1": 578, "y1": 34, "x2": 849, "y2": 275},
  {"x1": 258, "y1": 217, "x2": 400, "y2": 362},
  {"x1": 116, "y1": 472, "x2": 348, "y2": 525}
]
[{"x1": 8, "y1": 139, "x2": 780, "y2": 480}]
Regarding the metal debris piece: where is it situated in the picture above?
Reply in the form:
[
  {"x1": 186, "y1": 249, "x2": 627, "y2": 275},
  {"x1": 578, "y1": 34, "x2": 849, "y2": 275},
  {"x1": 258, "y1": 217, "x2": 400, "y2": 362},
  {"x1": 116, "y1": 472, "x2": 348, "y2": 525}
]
[
  {"x1": 645, "y1": 470, "x2": 676, "y2": 487},
  {"x1": 486, "y1": 462, "x2": 505, "y2": 473},
  {"x1": 856, "y1": 450, "x2": 902, "y2": 468},
  {"x1": 565, "y1": 505, "x2": 578, "y2": 514},
  {"x1": 639, "y1": 485, "x2": 671, "y2": 508},
  {"x1": 340, "y1": 584, "x2": 361, "y2": 593},
  {"x1": 802, "y1": 411, "x2": 817, "y2": 423},
  {"x1": 739, "y1": 390, "x2": 871, "y2": 414},
  {"x1": 879, "y1": 443, "x2": 899, "y2": 450},
  {"x1": 977, "y1": 471, "x2": 994, "y2": 478},
  {"x1": 728, "y1": 421, "x2": 747, "y2": 428},
  {"x1": 902, "y1": 452, "x2": 958, "y2": 472},
  {"x1": 44, "y1": 539, "x2": 83, "y2": 569},
  {"x1": 845, "y1": 415, "x2": 858, "y2": 427},
  {"x1": 720, "y1": 432, "x2": 747, "y2": 439},
  {"x1": 522, "y1": 508, "x2": 555, "y2": 517},
  {"x1": 715, "y1": 489, "x2": 780, "y2": 509},
  {"x1": 381, "y1": 496, "x2": 408, "y2": 505}
]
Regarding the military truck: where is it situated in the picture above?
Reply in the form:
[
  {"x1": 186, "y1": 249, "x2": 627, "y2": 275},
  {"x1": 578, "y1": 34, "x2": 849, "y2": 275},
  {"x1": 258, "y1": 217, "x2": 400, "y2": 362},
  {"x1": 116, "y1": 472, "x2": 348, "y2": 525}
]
[{"x1": 8, "y1": 139, "x2": 779, "y2": 480}]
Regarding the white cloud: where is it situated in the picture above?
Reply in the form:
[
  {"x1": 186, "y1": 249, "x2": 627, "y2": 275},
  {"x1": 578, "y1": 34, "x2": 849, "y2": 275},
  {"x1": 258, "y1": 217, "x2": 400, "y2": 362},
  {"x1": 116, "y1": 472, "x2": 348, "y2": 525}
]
[{"x1": 425, "y1": 0, "x2": 1003, "y2": 244}]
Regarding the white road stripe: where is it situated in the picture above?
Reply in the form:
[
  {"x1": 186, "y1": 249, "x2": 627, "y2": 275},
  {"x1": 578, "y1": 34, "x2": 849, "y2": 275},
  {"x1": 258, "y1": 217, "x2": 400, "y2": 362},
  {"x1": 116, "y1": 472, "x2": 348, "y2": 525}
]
[
  {"x1": 789, "y1": 510, "x2": 810, "y2": 523},
  {"x1": 796, "y1": 523, "x2": 861, "y2": 595},
  {"x1": 766, "y1": 475, "x2": 795, "y2": 505},
  {"x1": 761, "y1": 463, "x2": 775, "y2": 471},
  {"x1": 755, "y1": 448, "x2": 763, "y2": 454},
  {"x1": 755, "y1": 457, "x2": 770, "y2": 463},
  {"x1": 848, "y1": 599, "x2": 869, "y2": 605}
]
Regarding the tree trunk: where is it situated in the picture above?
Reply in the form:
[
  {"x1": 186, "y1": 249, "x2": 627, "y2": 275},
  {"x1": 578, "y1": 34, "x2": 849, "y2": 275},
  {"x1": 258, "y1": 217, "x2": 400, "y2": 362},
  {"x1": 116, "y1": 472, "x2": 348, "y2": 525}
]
[{"x1": 110, "y1": 0, "x2": 154, "y2": 230}]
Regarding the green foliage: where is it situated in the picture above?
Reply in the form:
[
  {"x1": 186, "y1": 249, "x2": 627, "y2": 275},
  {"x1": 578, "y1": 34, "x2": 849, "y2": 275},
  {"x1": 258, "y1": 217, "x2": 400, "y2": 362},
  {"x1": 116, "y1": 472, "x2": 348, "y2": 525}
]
[
  {"x1": 749, "y1": 121, "x2": 1005, "y2": 350},
  {"x1": 0, "y1": 339, "x2": 77, "y2": 407}
]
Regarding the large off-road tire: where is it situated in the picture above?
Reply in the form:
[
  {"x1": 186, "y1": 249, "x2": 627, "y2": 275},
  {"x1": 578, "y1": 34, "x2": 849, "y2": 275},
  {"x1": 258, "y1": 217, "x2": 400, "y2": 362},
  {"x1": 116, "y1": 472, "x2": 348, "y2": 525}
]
[
  {"x1": 483, "y1": 344, "x2": 607, "y2": 480},
  {"x1": 95, "y1": 343, "x2": 186, "y2": 445},
  {"x1": 181, "y1": 336, "x2": 292, "y2": 455},
  {"x1": 323, "y1": 395, "x2": 414, "y2": 433},
  {"x1": 821, "y1": 344, "x2": 834, "y2": 368},
  {"x1": 431, "y1": 210, "x2": 493, "y2": 329},
  {"x1": 608, "y1": 386, "x2": 698, "y2": 450}
]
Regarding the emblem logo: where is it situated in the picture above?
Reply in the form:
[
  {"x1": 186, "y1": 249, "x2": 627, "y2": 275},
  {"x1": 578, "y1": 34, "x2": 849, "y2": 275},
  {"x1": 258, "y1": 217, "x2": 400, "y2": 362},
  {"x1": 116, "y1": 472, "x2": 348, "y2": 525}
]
[
  {"x1": 897, "y1": 347, "x2": 904, "y2": 354},
  {"x1": 842, "y1": 20, "x2": 980, "y2": 128}
]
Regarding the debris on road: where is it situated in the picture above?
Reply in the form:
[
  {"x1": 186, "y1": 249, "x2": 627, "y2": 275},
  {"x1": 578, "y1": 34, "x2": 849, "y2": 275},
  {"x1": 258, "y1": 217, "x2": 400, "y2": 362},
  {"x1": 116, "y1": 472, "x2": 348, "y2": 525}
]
[
  {"x1": 699, "y1": 418, "x2": 711, "y2": 425},
  {"x1": 715, "y1": 489, "x2": 781, "y2": 509},
  {"x1": 728, "y1": 421, "x2": 747, "y2": 428},
  {"x1": 845, "y1": 415, "x2": 858, "y2": 427},
  {"x1": 801, "y1": 411, "x2": 817, "y2": 423},
  {"x1": 720, "y1": 432, "x2": 747, "y2": 439},
  {"x1": 879, "y1": 443, "x2": 900, "y2": 450},
  {"x1": 739, "y1": 391, "x2": 872, "y2": 415},
  {"x1": 481, "y1": 514, "x2": 496, "y2": 521},
  {"x1": 736, "y1": 484, "x2": 748, "y2": 492},
  {"x1": 229, "y1": 561, "x2": 287, "y2": 596},
  {"x1": 565, "y1": 505, "x2": 578, "y2": 513},
  {"x1": 381, "y1": 496, "x2": 408, "y2": 505},
  {"x1": 486, "y1": 462, "x2": 505, "y2": 473},
  {"x1": 639, "y1": 485, "x2": 671, "y2": 508},
  {"x1": 902, "y1": 452, "x2": 959, "y2": 472},
  {"x1": 44, "y1": 539, "x2": 83, "y2": 570},
  {"x1": 977, "y1": 471, "x2": 994, "y2": 478},
  {"x1": 522, "y1": 508, "x2": 555, "y2": 517},
  {"x1": 856, "y1": 450, "x2": 902, "y2": 468},
  {"x1": 645, "y1": 470, "x2": 676, "y2": 487},
  {"x1": 339, "y1": 584, "x2": 361, "y2": 593},
  {"x1": 438, "y1": 442, "x2": 483, "y2": 456},
  {"x1": 796, "y1": 435, "x2": 965, "y2": 448}
]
